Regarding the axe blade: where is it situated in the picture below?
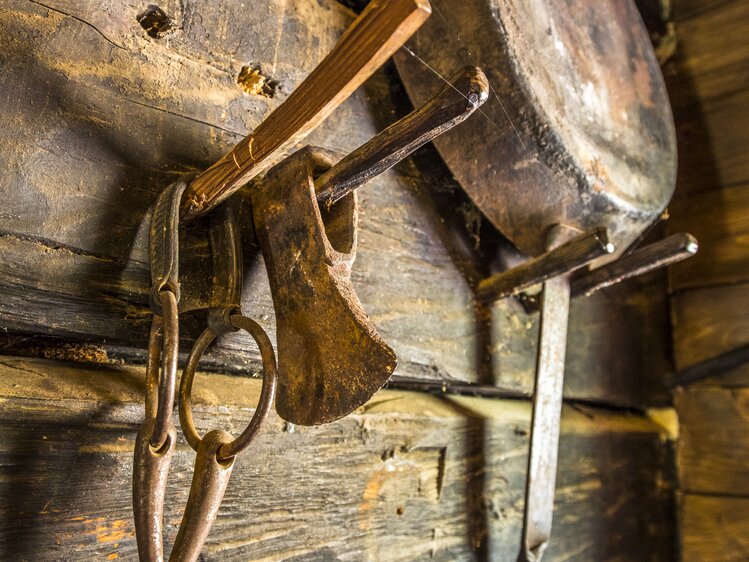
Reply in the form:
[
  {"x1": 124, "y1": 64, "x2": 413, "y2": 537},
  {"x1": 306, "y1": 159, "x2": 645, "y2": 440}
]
[{"x1": 252, "y1": 146, "x2": 397, "y2": 426}]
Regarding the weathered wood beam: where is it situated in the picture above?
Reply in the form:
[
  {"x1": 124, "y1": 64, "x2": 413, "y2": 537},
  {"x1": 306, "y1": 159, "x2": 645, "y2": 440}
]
[
  {"x1": 0, "y1": 357, "x2": 675, "y2": 561},
  {"x1": 675, "y1": 386, "x2": 749, "y2": 496},
  {"x1": 681, "y1": 493, "x2": 749, "y2": 561}
]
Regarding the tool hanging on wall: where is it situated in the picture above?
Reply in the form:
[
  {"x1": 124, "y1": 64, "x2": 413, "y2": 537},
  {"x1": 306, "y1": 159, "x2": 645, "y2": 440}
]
[
  {"x1": 131, "y1": 0, "x2": 494, "y2": 548},
  {"x1": 477, "y1": 228, "x2": 697, "y2": 561},
  {"x1": 135, "y1": 189, "x2": 277, "y2": 561},
  {"x1": 132, "y1": 64, "x2": 488, "y2": 559},
  {"x1": 252, "y1": 66, "x2": 488, "y2": 425},
  {"x1": 394, "y1": 0, "x2": 699, "y2": 558}
]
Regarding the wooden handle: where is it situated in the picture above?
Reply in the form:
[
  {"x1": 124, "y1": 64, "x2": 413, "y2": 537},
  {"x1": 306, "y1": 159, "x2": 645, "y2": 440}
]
[
  {"x1": 314, "y1": 66, "x2": 488, "y2": 205},
  {"x1": 180, "y1": 0, "x2": 432, "y2": 221}
]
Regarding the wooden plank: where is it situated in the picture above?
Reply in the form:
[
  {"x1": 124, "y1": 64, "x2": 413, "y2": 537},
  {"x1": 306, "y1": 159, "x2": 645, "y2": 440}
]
[
  {"x1": 681, "y1": 494, "x2": 749, "y2": 561},
  {"x1": 675, "y1": 387, "x2": 749, "y2": 495},
  {"x1": 663, "y1": 0, "x2": 749, "y2": 196},
  {"x1": 491, "y1": 271, "x2": 672, "y2": 407},
  {"x1": 0, "y1": 0, "x2": 484, "y2": 386},
  {"x1": 0, "y1": 357, "x2": 675, "y2": 561},
  {"x1": 671, "y1": 88, "x2": 749, "y2": 195},
  {"x1": 668, "y1": 183, "x2": 749, "y2": 290},
  {"x1": 671, "y1": 282, "x2": 749, "y2": 369},
  {"x1": 181, "y1": 0, "x2": 432, "y2": 219},
  {"x1": 672, "y1": 0, "x2": 738, "y2": 22},
  {"x1": 666, "y1": 0, "x2": 749, "y2": 108}
]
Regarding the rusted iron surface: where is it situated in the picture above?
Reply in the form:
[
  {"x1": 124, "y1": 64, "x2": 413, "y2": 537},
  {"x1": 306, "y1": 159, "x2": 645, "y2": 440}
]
[
  {"x1": 477, "y1": 227, "x2": 613, "y2": 302},
  {"x1": 179, "y1": 314, "x2": 278, "y2": 460},
  {"x1": 252, "y1": 146, "x2": 397, "y2": 426},
  {"x1": 395, "y1": 0, "x2": 677, "y2": 259},
  {"x1": 132, "y1": 418, "x2": 175, "y2": 562},
  {"x1": 169, "y1": 430, "x2": 236, "y2": 562},
  {"x1": 132, "y1": 185, "x2": 185, "y2": 561}
]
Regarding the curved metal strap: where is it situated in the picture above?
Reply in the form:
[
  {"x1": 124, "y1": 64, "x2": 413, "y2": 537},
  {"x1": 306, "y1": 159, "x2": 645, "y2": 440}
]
[
  {"x1": 133, "y1": 420, "x2": 175, "y2": 562},
  {"x1": 149, "y1": 179, "x2": 188, "y2": 314},
  {"x1": 133, "y1": 292, "x2": 179, "y2": 562},
  {"x1": 168, "y1": 430, "x2": 235, "y2": 562},
  {"x1": 207, "y1": 202, "x2": 243, "y2": 335}
]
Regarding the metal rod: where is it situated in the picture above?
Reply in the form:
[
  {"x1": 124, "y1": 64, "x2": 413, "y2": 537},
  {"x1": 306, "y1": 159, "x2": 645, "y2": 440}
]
[
  {"x1": 571, "y1": 232, "x2": 698, "y2": 298},
  {"x1": 519, "y1": 225, "x2": 576, "y2": 562},
  {"x1": 477, "y1": 228, "x2": 614, "y2": 302},
  {"x1": 180, "y1": 0, "x2": 432, "y2": 221},
  {"x1": 520, "y1": 274, "x2": 570, "y2": 562},
  {"x1": 315, "y1": 66, "x2": 488, "y2": 205}
]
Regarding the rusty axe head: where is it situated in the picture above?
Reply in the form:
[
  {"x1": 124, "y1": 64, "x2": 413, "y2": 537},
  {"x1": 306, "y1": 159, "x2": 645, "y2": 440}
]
[
  {"x1": 250, "y1": 67, "x2": 488, "y2": 426},
  {"x1": 251, "y1": 146, "x2": 396, "y2": 426}
]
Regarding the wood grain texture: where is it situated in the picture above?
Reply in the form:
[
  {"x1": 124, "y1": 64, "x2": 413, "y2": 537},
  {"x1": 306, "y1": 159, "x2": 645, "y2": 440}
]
[
  {"x1": 0, "y1": 0, "x2": 674, "y2": 408},
  {"x1": 671, "y1": 87, "x2": 749, "y2": 195},
  {"x1": 664, "y1": 0, "x2": 749, "y2": 195},
  {"x1": 675, "y1": 387, "x2": 749, "y2": 496},
  {"x1": 668, "y1": 183, "x2": 749, "y2": 290},
  {"x1": 0, "y1": 357, "x2": 675, "y2": 561},
  {"x1": 681, "y1": 494, "x2": 749, "y2": 561},
  {"x1": 671, "y1": 282, "x2": 749, "y2": 370},
  {"x1": 672, "y1": 0, "x2": 741, "y2": 22},
  {"x1": 666, "y1": 0, "x2": 749, "y2": 108},
  {"x1": 490, "y1": 271, "x2": 672, "y2": 407},
  {"x1": 181, "y1": 0, "x2": 432, "y2": 220}
]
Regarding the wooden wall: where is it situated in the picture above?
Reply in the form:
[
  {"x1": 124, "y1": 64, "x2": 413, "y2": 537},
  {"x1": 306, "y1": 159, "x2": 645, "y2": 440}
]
[
  {"x1": 0, "y1": 358, "x2": 675, "y2": 561},
  {"x1": 0, "y1": 0, "x2": 678, "y2": 559},
  {"x1": 665, "y1": 0, "x2": 749, "y2": 559}
]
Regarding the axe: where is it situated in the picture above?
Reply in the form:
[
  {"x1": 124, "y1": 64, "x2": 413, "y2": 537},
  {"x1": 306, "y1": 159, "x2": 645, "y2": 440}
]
[{"x1": 252, "y1": 66, "x2": 488, "y2": 425}]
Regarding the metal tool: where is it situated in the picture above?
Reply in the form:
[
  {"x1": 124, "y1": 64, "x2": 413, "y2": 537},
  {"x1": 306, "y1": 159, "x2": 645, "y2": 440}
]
[
  {"x1": 171, "y1": 205, "x2": 277, "y2": 560},
  {"x1": 132, "y1": 179, "x2": 188, "y2": 562},
  {"x1": 251, "y1": 66, "x2": 488, "y2": 425},
  {"x1": 478, "y1": 228, "x2": 696, "y2": 561},
  {"x1": 131, "y1": 63, "x2": 488, "y2": 557},
  {"x1": 394, "y1": 1, "x2": 694, "y2": 558},
  {"x1": 134, "y1": 194, "x2": 278, "y2": 561}
]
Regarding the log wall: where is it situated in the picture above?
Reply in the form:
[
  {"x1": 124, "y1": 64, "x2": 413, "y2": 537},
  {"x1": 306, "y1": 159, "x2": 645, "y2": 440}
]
[
  {"x1": 666, "y1": 0, "x2": 749, "y2": 559},
  {"x1": 0, "y1": 0, "x2": 678, "y2": 559},
  {"x1": 0, "y1": 358, "x2": 675, "y2": 561}
]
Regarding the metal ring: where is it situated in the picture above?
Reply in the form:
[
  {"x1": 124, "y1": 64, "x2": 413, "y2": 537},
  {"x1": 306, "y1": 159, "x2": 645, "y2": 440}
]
[
  {"x1": 148, "y1": 290, "x2": 179, "y2": 450},
  {"x1": 179, "y1": 313, "x2": 277, "y2": 460}
]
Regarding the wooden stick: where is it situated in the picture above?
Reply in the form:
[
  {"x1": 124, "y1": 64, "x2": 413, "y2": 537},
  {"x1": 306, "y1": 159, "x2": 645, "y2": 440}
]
[
  {"x1": 180, "y1": 0, "x2": 432, "y2": 221},
  {"x1": 315, "y1": 65, "x2": 488, "y2": 205}
]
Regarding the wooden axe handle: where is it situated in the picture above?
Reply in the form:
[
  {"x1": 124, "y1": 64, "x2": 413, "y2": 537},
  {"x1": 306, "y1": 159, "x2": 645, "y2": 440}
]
[
  {"x1": 315, "y1": 66, "x2": 488, "y2": 205},
  {"x1": 181, "y1": 0, "x2": 432, "y2": 221}
]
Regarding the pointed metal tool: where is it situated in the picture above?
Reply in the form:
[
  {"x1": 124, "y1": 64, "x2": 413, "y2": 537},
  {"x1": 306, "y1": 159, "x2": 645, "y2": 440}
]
[{"x1": 479, "y1": 227, "x2": 696, "y2": 561}]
